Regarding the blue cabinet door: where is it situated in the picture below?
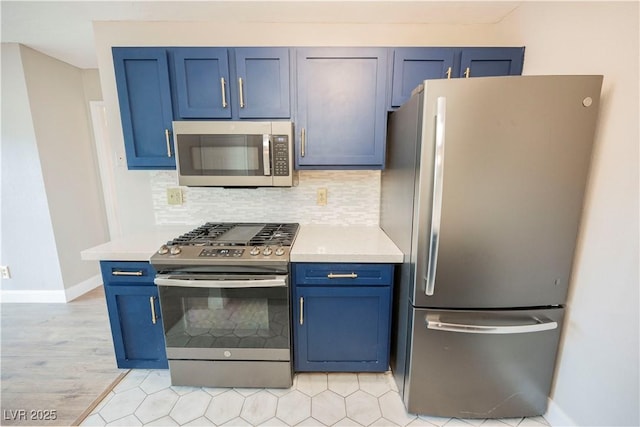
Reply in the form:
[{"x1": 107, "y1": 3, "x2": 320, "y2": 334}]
[
  {"x1": 235, "y1": 48, "x2": 290, "y2": 119},
  {"x1": 172, "y1": 47, "x2": 231, "y2": 119},
  {"x1": 391, "y1": 48, "x2": 456, "y2": 107},
  {"x1": 104, "y1": 285, "x2": 168, "y2": 369},
  {"x1": 101, "y1": 261, "x2": 168, "y2": 369},
  {"x1": 459, "y1": 47, "x2": 525, "y2": 78},
  {"x1": 113, "y1": 47, "x2": 175, "y2": 169},
  {"x1": 293, "y1": 286, "x2": 392, "y2": 372},
  {"x1": 296, "y1": 48, "x2": 388, "y2": 168}
]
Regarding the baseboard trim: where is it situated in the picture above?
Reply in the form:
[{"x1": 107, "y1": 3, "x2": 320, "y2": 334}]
[
  {"x1": 0, "y1": 275, "x2": 102, "y2": 303},
  {"x1": 546, "y1": 397, "x2": 576, "y2": 426},
  {"x1": 65, "y1": 274, "x2": 102, "y2": 302},
  {"x1": 0, "y1": 289, "x2": 67, "y2": 303}
]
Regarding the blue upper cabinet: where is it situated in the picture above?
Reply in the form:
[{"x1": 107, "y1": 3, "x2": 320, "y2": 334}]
[
  {"x1": 235, "y1": 48, "x2": 291, "y2": 119},
  {"x1": 460, "y1": 47, "x2": 525, "y2": 78},
  {"x1": 172, "y1": 47, "x2": 290, "y2": 119},
  {"x1": 391, "y1": 48, "x2": 456, "y2": 107},
  {"x1": 112, "y1": 47, "x2": 175, "y2": 169},
  {"x1": 390, "y1": 47, "x2": 525, "y2": 109},
  {"x1": 172, "y1": 48, "x2": 231, "y2": 119},
  {"x1": 296, "y1": 48, "x2": 388, "y2": 169}
]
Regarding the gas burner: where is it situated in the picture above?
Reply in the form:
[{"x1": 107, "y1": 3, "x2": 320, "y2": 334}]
[{"x1": 165, "y1": 223, "x2": 299, "y2": 248}]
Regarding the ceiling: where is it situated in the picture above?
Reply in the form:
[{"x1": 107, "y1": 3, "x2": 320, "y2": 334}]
[{"x1": 1, "y1": 1, "x2": 520, "y2": 69}]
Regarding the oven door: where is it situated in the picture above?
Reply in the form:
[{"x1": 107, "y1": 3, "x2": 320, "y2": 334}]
[{"x1": 155, "y1": 274, "x2": 290, "y2": 362}]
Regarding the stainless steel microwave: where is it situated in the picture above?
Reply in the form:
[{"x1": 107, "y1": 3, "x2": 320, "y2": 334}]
[{"x1": 173, "y1": 121, "x2": 293, "y2": 187}]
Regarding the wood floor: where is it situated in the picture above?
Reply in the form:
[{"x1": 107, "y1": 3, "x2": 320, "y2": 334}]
[{"x1": 1, "y1": 287, "x2": 126, "y2": 426}]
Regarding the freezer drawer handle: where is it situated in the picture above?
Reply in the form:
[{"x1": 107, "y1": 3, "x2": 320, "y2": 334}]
[
  {"x1": 425, "y1": 314, "x2": 558, "y2": 334},
  {"x1": 424, "y1": 97, "x2": 447, "y2": 296}
]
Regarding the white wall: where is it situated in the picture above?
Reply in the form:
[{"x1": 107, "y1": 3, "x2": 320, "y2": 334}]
[
  {"x1": 496, "y1": 3, "x2": 639, "y2": 426},
  {"x1": 1, "y1": 43, "x2": 64, "y2": 293},
  {"x1": 0, "y1": 43, "x2": 109, "y2": 301}
]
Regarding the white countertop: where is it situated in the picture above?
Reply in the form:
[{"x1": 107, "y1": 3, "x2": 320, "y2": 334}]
[
  {"x1": 81, "y1": 224, "x2": 403, "y2": 264},
  {"x1": 80, "y1": 226, "x2": 192, "y2": 262},
  {"x1": 290, "y1": 225, "x2": 403, "y2": 263}
]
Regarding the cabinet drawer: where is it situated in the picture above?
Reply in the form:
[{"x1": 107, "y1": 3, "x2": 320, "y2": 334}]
[
  {"x1": 294, "y1": 263, "x2": 393, "y2": 286},
  {"x1": 100, "y1": 261, "x2": 156, "y2": 285}
]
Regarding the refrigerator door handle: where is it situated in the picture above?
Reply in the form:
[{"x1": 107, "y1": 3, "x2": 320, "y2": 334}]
[
  {"x1": 424, "y1": 96, "x2": 447, "y2": 296},
  {"x1": 425, "y1": 314, "x2": 558, "y2": 334}
]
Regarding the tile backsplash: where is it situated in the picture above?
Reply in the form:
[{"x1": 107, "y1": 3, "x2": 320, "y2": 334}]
[{"x1": 151, "y1": 170, "x2": 381, "y2": 226}]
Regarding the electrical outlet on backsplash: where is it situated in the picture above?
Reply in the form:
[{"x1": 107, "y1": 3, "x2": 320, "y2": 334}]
[{"x1": 150, "y1": 170, "x2": 381, "y2": 226}]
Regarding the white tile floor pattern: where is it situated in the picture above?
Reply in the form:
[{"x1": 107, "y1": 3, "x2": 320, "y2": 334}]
[{"x1": 81, "y1": 370, "x2": 551, "y2": 427}]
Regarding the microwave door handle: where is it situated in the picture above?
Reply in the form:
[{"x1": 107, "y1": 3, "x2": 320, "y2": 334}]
[{"x1": 263, "y1": 134, "x2": 272, "y2": 176}]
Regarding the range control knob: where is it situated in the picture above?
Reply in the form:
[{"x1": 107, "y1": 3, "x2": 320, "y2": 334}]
[
  {"x1": 250, "y1": 246, "x2": 261, "y2": 256},
  {"x1": 263, "y1": 246, "x2": 273, "y2": 256},
  {"x1": 169, "y1": 245, "x2": 182, "y2": 255},
  {"x1": 275, "y1": 246, "x2": 286, "y2": 256},
  {"x1": 158, "y1": 245, "x2": 169, "y2": 255}
]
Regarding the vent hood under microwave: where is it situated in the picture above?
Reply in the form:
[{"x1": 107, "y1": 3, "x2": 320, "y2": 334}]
[{"x1": 173, "y1": 121, "x2": 294, "y2": 187}]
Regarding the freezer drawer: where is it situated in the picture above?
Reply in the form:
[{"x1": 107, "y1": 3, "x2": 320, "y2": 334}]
[{"x1": 404, "y1": 307, "x2": 564, "y2": 418}]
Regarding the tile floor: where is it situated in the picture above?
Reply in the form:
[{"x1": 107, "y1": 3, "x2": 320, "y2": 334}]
[{"x1": 80, "y1": 370, "x2": 550, "y2": 427}]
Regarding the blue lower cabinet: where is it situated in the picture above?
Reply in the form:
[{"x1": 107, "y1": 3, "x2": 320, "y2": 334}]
[
  {"x1": 101, "y1": 261, "x2": 168, "y2": 369},
  {"x1": 293, "y1": 263, "x2": 394, "y2": 372}
]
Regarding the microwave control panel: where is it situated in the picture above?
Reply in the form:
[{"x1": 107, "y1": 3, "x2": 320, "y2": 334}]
[{"x1": 273, "y1": 136, "x2": 290, "y2": 176}]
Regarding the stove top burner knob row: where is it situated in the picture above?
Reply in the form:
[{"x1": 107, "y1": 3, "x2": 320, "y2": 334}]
[
  {"x1": 158, "y1": 245, "x2": 169, "y2": 255},
  {"x1": 275, "y1": 246, "x2": 285, "y2": 256},
  {"x1": 250, "y1": 246, "x2": 261, "y2": 256},
  {"x1": 263, "y1": 246, "x2": 273, "y2": 256},
  {"x1": 169, "y1": 245, "x2": 182, "y2": 255}
]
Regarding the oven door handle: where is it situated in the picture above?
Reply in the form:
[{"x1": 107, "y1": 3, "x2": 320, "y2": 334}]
[{"x1": 154, "y1": 276, "x2": 287, "y2": 288}]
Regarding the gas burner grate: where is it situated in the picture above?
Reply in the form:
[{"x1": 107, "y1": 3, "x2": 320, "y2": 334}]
[
  {"x1": 249, "y1": 223, "x2": 299, "y2": 247},
  {"x1": 167, "y1": 223, "x2": 236, "y2": 246},
  {"x1": 166, "y1": 223, "x2": 299, "y2": 247}
]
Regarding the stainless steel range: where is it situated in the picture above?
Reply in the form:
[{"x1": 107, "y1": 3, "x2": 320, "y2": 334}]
[{"x1": 150, "y1": 223, "x2": 299, "y2": 388}]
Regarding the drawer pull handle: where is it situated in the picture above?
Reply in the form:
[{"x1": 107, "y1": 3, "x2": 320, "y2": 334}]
[
  {"x1": 327, "y1": 272, "x2": 358, "y2": 279},
  {"x1": 149, "y1": 296, "x2": 158, "y2": 325},
  {"x1": 112, "y1": 270, "x2": 143, "y2": 276}
]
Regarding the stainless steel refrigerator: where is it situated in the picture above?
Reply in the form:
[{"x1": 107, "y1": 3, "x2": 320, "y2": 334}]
[{"x1": 380, "y1": 75, "x2": 602, "y2": 418}]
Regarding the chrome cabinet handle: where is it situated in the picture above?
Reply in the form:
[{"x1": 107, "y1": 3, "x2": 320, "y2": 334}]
[
  {"x1": 238, "y1": 77, "x2": 245, "y2": 108},
  {"x1": 445, "y1": 66, "x2": 452, "y2": 79},
  {"x1": 299, "y1": 297, "x2": 304, "y2": 325},
  {"x1": 112, "y1": 270, "x2": 143, "y2": 276},
  {"x1": 424, "y1": 97, "x2": 447, "y2": 296},
  {"x1": 220, "y1": 77, "x2": 228, "y2": 108},
  {"x1": 464, "y1": 67, "x2": 470, "y2": 78},
  {"x1": 301, "y1": 128, "x2": 306, "y2": 157},
  {"x1": 164, "y1": 129, "x2": 172, "y2": 157},
  {"x1": 149, "y1": 296, "x2": 158, "y2": 325},
  {"x1": 425, "y1": 314, "x2": 558, "y2": 335},
  {"x1": 327, "y1": 273, "x2": 358, "y2": 279}
]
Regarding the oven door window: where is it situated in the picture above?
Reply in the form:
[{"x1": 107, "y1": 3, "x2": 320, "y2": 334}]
[
  {"x1": 177, "y1": 134, "x2": 266, "y2": 176},
  {"x1": 159, "y1": 285, "x2": 289, "y2": 350}
]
